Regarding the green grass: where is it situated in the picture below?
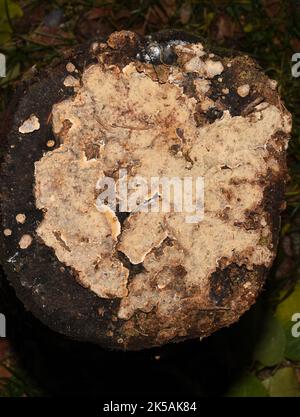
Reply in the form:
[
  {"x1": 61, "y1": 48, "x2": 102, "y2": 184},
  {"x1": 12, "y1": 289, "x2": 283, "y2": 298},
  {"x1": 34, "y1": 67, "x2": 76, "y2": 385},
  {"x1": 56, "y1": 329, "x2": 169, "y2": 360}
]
[{"x1": 0, "y1": 359, "x2": 43, "y2": 397}]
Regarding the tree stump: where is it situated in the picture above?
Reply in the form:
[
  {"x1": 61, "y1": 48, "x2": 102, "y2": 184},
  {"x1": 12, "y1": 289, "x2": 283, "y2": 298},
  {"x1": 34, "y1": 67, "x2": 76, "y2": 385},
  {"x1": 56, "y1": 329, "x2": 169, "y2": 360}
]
[{"x1": 0, "y1": 30, "x2": 291, "y2": 350}]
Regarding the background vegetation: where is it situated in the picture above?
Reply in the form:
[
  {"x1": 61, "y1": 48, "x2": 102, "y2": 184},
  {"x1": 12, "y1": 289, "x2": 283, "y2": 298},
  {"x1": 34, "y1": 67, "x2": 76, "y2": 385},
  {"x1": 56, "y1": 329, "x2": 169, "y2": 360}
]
[{"x1": 0, "y1": 0, "x2": 300, "y2": 397}]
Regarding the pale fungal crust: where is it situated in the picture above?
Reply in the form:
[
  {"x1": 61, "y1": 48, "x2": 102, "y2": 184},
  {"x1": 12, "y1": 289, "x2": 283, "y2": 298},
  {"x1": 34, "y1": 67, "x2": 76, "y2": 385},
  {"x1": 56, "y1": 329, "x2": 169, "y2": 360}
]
[
  {"x1": 19, "y1": 234, "x2": 33, "y2": 249},
  {"x1": 46, "y1": 140, "x2": 55, "y2": 148},
  {"x1": 63, "y1": 75, "x2": 80, "y2": 88},
  {"x1": 16, "y1": 213, "x2": 26, "y2": 224},
  {"x1": 66, "y1": 62, "x2": 76, "y2": 73},
  {"x1": 237, "y1": 84, "x2": 250, "y2": 97},
  {"x1": 33, "y1": 31, "x2": 291, "y2": 346},
  {"x1": 19, "y1": 114, "x2": 40, "y2": 134}
]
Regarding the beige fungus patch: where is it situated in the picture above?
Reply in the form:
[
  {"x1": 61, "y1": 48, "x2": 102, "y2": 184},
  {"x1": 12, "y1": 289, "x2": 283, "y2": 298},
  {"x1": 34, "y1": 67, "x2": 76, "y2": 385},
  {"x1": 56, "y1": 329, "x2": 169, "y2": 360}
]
[
  {"x1": 19, "y1": 234, "x2": 33, "y2": 249},
  {"x1": 34, "y1": 32, "x2": 291, "y2": 344},
  {"x1": 16, "y1": 213, "x2": 26, "y2": 224},
  {"x1": 19, "y1": 114, "x2": 40, "y2": 134}
]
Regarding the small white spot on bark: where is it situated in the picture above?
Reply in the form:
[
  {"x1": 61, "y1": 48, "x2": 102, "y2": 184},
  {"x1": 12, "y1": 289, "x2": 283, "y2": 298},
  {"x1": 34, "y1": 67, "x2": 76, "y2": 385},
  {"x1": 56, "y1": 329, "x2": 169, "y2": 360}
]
[
  {"x1": 8, "y1": 252, "x2": 19, "y2": 263},
  {"x1": 63, "y1": 75, "x2": 80, "y2": 88},
  {"x1": 3, "y1": 228, "x2": 12, "y2": 236},
  {"x1": 237, "y1": 84, "x2": 250, "y2": 97},
  {"x1": 19, "y1": 115, "x2": 40, "y2": 134},
  {"x1": 16, "y1": 213, "x2": 26, "y2": 224},
  {"x1": 91, "y1": 42, "x2": 99, "y2": 52},
  {"x1": 95, "y1": 203, "x2": 121, "y2": 241},
  {"x1": 46, "y1": 140, "x2": 55, "y2": 148},
  {"x1": 19, "y1": 234, "x2": 33, "y2": 249},
  {"x1": 204, "y1": 59, "x2": 224, "y2": 78},
  {"x1": 66, "y1": 62, "x2": 76, "y2": 73},
  {"x1": 260, "y1": 218, "x2": 267, "y2": 227},
  {"x1": 268, "y1": 79, "x2": 278, "y2": 90}
]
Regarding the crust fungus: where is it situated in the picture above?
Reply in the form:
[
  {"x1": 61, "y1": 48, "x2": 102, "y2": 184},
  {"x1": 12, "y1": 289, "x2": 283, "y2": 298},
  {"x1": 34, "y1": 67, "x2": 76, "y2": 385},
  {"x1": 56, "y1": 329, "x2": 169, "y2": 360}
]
[{"x1": 0, "y1": 30, "x2": 291, "y2": 350}]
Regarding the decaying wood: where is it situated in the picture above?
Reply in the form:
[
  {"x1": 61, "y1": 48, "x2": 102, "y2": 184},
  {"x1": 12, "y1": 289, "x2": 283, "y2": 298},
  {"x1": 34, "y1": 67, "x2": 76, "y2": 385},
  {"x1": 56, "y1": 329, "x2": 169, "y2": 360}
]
[{"x1": 0, "y1": 31, "x2": 291, "y2": 350}]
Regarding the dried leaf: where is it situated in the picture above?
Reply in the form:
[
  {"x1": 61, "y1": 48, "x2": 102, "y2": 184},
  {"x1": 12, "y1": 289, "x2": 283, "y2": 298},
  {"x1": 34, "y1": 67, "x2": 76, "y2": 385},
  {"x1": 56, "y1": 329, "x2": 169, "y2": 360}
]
[
  {"x1": 160, "y1": 0, "x2": 177, "y2": 18},
  {"x1": 254, "y1": 313, "x2": 286, "y2": 367},
  {"x1": 146, "y1": 5, "x2": 169, "y2": 26},
  {"x1": 262, "y1": 368, "x2": 300, "y2": 397},
  {"x1": 215, "y1": 14, "x2": 239, "y2": 41},
  {"x1": 180, "y1": 2, "x2": 192, "y2": 25},
  {"x1": 29, "y1": 26, "x2": 72, "y2": 46},
  {"x1": 85, "y1": 7, "x2": 112, "y2": 20}
]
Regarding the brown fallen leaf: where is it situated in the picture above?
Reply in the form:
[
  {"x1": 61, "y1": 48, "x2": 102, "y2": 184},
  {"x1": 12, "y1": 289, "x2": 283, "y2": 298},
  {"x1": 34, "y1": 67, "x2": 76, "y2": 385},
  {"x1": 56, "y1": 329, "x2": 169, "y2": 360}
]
[
  {"x1": 290, "y1": 38, "x2": 300, "y2": 52},
  {"x1": 262, "y1": 0, "x2": 282, "y2": 18},
  {"x1": 214, "y1": 14, "x2": 239, "y2": 41},
  {"x1": 282, "y1": 235, "x2": 294, "y2": 257},
  {"x1": 160, "y1": 0, "x2": 177, "y2": 18},
  {"x1": 85, "y1": 7, "x2": 112, "y2": 20},
  {"x1": 275, "y1": 257, "x2": 295, "y2": 279},
  {"x1": 29, "y1": 26, "x2": 72, "y2": 46},
  {"x1": 145, "y1": 5, "x2": 169, "y2": 27},
  {"x1": 113, "y1": 9, "x2": 132, "y2": 21},
  {"x1": 130, "y1": 22, "x2": 146, "y2": 36},
  {"x1": 76, "y1": 16, "x2": 114, "y2": 42},
  {"x1": 180, "y1": 2, "x2": 192, "y2": 25}
]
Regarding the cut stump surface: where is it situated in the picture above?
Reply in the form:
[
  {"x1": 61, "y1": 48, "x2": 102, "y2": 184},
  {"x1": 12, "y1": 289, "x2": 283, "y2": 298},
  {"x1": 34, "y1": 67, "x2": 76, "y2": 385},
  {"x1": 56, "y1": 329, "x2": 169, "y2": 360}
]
[{"x1": 0, "y1": 31, "x2": 292, "y2": 350}]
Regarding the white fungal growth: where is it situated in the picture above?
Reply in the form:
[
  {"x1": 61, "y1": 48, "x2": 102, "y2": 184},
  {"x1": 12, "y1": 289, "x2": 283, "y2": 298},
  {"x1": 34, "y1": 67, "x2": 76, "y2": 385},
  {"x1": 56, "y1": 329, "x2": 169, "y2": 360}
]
[
  {"x1": 66, "y1": 62, "x2": 76, "y2": 73},
  {"x1": 63, "y1": 75, "x2": 80, "y2": 88},
  {"x1": 46, "y1": 140, "x2": 55, "y2": 148},
  {"x1": 19, "y1": 234, "x2": 33, "y2": 249},
  {"x1": 237, "y1": 84, "x2": 250, "y2": 97},
  {"x1": 16, "y1": 213, "x2": 26, "y2": 224},
  {"x1": 146, "y1": 43, "x2": 161, "y2": 61},
  {"x1": 33, "y1": 32, "x2": 291, "y2": 340},
  {"x1": 204, "y1": 59, "x2": 224, "y2": 78},
  {"x1": 19, "y1": 114, "x2": 40, "y2": 134},
  {"x1": 175, "y1": 43, "x2": 223, "y2": 78},
  {"x1": 96, "y1": 203, "x2": 121, "y2": 241},
  {"x1": 268, "y1": 79, "x2": 278, "y2": 90}
]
